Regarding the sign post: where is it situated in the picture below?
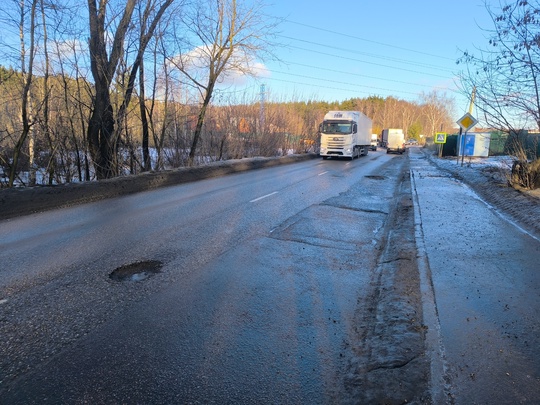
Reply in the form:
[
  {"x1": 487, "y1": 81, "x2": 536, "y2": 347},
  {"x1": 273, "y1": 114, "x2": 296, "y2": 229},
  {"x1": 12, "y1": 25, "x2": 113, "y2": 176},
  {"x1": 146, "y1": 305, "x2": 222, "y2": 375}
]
[
  {"x1": 434, "y1": 132, "x2": 447, "y2": 157},
  {"x1": 456, "y1": 113, "x2": 478, "y2": 166}
]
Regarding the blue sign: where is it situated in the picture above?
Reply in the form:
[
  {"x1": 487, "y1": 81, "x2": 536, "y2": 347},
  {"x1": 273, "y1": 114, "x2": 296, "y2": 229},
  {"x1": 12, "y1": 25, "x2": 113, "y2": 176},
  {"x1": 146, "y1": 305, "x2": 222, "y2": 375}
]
[{"x1": 464, "y1": 134, "x2": 475, "y2": 156}]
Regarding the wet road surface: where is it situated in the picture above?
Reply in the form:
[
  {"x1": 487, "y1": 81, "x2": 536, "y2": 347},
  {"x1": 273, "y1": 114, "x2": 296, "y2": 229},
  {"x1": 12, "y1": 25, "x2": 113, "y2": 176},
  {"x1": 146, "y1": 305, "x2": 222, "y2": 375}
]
[
  {"x1": 2, "y1": 148, "x2": 537, "y2": 404},
  {"x1": 410, "y1": 147, "x2": 540, "y2": 404},
  {"x1": 1, "y1": 152, "x2": 427, "y2": 404}
]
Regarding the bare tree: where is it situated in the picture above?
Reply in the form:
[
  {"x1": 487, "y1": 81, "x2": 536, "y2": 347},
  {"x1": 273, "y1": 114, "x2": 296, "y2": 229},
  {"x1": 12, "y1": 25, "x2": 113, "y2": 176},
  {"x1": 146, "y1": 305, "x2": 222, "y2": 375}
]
[
  {"x1": 86, "y1": 0, "x2": 176, "y2": 179},
  {"x1": 115, "y1": 0, "x2": 175, "y2": 173},
  {"x1": 86, "y1": 0, "x2": 137, "y2": 179},
  {"x1": 169, "y1": 0, "x2": 278, "y2": 165},
  {"x1": 458, "y1": 0, "x2": 540, "y2": 131},
  {"x1": 8, "y1": 0, "x2": 38, "y2": 187},
  {"x1": 419, "y1": 90, "x2": 455, "y2": 137},
  {"x1": 458, "y1": 0, "x2": 540, "y2": 189},
  {"x1": 381, "y1": 96, "x2": 401, "y2": 129}
]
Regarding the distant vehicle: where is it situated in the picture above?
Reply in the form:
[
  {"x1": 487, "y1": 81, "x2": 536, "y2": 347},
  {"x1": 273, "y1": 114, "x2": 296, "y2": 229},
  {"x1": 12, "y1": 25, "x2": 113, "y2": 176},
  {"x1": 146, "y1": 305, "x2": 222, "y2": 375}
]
[
  {"x1": 370, "y1": 133, "x2": 378, "y2": 151},
  {"x1": 382, "y1": 128, "x2": 406, "y2": 154},
  {"x1": 319, "y1": 111, "x2": 372, "y2": 160}
]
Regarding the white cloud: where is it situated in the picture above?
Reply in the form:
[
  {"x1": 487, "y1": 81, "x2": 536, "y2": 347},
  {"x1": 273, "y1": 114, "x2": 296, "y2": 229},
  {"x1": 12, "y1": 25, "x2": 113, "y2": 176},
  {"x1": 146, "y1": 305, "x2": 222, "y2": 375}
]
[{"x1": 171, "y1": 46, "x2": 271, "y2": 87}]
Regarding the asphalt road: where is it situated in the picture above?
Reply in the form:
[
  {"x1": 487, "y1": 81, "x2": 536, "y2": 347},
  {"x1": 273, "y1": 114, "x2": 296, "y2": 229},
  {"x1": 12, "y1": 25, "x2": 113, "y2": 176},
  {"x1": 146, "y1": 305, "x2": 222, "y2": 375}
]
[
  {"x1": 2, "y1": 148, "x2": 538, "y2": 404},
  {"x1": 1, "y1": 151, "x2": 426, "y2": 404}
]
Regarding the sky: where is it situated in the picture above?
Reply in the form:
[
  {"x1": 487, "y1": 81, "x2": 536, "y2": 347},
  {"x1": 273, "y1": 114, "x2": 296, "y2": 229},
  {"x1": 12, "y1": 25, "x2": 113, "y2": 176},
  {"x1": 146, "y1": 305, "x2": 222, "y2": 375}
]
[
  {"x1": 219, "y1": 0, "x2": 497, "y2": 122},
  {"x1": 0, "y1": 0, "x2": 498, "y2": 124}
]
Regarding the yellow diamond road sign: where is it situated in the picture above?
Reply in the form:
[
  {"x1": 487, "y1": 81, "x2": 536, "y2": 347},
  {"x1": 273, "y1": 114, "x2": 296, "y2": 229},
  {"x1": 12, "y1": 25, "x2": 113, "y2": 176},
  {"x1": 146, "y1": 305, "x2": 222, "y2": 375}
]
[{"x1": 457, "y1": 112, "x2": 478, "y2": 131}]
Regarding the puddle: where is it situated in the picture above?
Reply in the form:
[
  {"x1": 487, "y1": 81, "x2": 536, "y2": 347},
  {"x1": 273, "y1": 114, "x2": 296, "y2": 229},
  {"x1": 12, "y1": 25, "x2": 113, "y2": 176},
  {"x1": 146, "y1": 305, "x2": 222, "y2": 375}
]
[{"x1": 109, "y1": 260, "x2": 163, "y2": 282}]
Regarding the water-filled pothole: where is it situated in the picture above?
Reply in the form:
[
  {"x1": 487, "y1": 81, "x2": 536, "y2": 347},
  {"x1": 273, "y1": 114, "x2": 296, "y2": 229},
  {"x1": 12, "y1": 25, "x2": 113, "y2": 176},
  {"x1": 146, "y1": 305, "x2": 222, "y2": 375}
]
[
  {"x1": 365, "y1": 175, "x2": 387, "y2": 180},
  {"x1": 109, "y1": 260, "x2": 163, "y2": 282}
]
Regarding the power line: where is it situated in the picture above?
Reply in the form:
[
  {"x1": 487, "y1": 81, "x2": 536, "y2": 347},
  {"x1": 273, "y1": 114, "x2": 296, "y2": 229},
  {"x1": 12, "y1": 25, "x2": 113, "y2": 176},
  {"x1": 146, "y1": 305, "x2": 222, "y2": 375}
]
[
  {"x1": 251, "y1": 65, "x2": 445, "y2": 95},
  {"x1": 261, "y1": 76, "x2": 459, "y2": 99},
  {"x1": 255, "y1": 14, "x2": 463, "y2": 101},
  {"x1": 285, "y1": 45, "x2": 450, "y2": 79},
  {"x1": 264, "y1": 70, "x2": 422, "y2": 95},
  {"x1": 285, "y1": 19, "x2": 456, "y2": 62},
  {"x1": 278, "y1": 35, "x2": 456, "y2": 74},
  {"x1": 275, "y1": 61, "x2": 452, "y2": 90}
]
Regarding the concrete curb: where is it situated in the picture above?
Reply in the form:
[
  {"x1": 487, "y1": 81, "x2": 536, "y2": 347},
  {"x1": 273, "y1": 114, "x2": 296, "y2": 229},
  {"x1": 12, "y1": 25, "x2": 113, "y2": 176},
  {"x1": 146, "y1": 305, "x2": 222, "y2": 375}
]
[{"x1": 0, "y1": 153, "x2": 319, "y2": 220}]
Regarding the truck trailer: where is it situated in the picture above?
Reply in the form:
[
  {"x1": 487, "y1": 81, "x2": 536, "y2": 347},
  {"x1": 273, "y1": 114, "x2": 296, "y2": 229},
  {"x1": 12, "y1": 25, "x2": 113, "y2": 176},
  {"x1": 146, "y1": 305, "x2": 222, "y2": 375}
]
[
  {"x1": 319, "y1": 111, "x2": 372, "y2": 159},
  {"x1": 370, "y1": 133, "x2": 378, "y2": 151},
  {"x1": 381, "y1": 128, "x2": 405, "y2": 154}
]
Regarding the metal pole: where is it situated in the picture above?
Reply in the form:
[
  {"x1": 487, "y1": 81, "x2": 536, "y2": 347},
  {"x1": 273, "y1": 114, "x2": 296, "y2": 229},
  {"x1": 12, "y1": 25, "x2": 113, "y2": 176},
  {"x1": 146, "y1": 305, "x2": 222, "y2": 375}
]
[
  {"x1": 457, "y1": 127, "x2": 462, "y2": 165},
  {"x1": 461, "y1": 130, "x2": 467, "y2": 166}
]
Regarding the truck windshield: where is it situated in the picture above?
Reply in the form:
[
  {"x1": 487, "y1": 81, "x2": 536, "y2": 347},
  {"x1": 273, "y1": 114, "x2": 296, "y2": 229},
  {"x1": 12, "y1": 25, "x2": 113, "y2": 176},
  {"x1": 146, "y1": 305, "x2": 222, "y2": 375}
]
[{"x1": 322, "y1": 122, "x2": 352, "y2": 134}]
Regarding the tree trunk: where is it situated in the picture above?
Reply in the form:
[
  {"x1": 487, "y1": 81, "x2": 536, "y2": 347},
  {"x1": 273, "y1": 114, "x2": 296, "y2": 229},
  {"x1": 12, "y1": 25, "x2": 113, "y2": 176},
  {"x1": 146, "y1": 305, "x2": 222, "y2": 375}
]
[
  {"x1": 140, "y1": 60, "x2": 151, "y2": 171},
  {"x1": 188, "y1": 84, "x2": 214, "y2": 166},
  {"x1": 86, "y1": 0, "x2": 136, "y2": 179},
  {"x1": 8, "y1": 0, "x2": 37, "y2": 188}
]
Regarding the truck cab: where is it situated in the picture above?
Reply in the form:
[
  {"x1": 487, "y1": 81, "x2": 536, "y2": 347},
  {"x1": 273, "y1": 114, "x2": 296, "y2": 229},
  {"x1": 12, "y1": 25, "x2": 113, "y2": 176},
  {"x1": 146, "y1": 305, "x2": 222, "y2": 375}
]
[{"x1": 319, "y1": 111, "x2": 372, "y2": 160}]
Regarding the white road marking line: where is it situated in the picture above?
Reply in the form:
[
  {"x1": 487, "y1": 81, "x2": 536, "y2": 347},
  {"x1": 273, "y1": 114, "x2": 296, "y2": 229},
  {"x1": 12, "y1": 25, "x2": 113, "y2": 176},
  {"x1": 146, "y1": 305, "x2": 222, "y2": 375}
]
[
  {"x1": 318, "y1": 171, "x2": 328, "y2": 176},
  {"x1": 250, "y1": 191, "x2": 278, "y2": 203}
]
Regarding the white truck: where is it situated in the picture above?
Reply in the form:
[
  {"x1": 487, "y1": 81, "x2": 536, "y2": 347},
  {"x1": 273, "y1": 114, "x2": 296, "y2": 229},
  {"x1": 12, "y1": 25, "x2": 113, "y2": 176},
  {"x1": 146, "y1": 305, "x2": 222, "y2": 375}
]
[
  {"x1": 370, "y1": 133, "x2": 378, "y2": 151},
  {"x1": 381, "y1": 128, "x2": 406, "y2": 154},
  {"x1": 319, "y1": 111, "x2": 372, "y2": 159}
]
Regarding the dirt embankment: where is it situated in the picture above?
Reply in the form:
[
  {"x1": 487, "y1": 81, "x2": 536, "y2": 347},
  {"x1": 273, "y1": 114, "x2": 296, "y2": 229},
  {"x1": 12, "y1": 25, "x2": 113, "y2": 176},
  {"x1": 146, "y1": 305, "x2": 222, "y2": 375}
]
[{"x1": 0, "y1": 154, "x2": 318, "y2": 221}]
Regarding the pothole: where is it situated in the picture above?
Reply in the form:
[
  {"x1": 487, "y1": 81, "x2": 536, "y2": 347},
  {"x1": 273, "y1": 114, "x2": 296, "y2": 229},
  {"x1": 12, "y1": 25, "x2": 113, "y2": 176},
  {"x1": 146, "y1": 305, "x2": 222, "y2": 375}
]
[
  {"x1": 365, "y1": 175, "x2": 387, "y2": 180},
  {"x1": 109, "y1": 260, "x2": 163, "y2": 282}
]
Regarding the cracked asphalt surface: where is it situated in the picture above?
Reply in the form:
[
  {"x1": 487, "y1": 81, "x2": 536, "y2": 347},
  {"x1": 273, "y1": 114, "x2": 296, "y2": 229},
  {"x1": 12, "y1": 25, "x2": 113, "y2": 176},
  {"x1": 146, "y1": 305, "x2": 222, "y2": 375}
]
[{"x1": 1, "y1": 153, "x2": 431, "y2": 404}]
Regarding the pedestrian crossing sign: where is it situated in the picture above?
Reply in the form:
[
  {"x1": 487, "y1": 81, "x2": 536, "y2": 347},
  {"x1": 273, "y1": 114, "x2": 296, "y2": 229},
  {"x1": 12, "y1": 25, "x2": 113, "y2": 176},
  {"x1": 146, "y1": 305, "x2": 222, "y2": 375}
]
[{"x1": 434, "y1": 132, "x2": 447, "y2": 144}]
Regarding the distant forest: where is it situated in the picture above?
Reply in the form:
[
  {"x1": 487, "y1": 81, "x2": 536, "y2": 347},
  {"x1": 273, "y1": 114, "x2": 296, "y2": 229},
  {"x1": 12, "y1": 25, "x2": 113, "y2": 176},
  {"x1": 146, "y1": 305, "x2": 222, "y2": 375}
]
[{"x1": 0, "y1": 64, "x2": 456, "y2": 187}]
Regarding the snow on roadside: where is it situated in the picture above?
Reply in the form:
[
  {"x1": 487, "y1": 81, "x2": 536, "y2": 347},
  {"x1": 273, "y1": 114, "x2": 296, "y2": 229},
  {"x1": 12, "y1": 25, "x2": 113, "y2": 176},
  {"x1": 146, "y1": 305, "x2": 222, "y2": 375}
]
[{"x1": 419, "y1": 147, "x2": 540, "y2": 239}]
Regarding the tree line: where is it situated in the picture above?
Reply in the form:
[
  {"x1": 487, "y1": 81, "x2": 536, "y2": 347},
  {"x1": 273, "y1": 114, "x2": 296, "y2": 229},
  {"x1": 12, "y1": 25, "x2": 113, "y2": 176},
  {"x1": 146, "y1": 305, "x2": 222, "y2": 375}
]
[{"x1": 0, "y1": 0, "x2": 455, "y2": 188}]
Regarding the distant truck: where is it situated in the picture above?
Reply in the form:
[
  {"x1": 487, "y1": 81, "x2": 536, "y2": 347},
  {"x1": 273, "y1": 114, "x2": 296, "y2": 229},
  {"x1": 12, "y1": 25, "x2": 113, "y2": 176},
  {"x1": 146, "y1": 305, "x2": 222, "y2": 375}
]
[
  {"x1": 381, "y1": 128, "x2": 406, "y2": 154},
  {"x1": 370, "y1": 133, "x2": 378, "y2": 151},
  {"x1": 319, "y1": 111, "x2": 372, "y2": 159}
]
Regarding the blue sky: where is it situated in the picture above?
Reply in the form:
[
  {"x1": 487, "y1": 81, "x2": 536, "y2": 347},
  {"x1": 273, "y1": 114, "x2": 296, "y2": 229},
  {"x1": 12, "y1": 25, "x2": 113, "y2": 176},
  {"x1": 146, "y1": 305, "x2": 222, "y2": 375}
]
[{"x1": 226, "y1": 0, "x2": 497, "y2": 120}]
